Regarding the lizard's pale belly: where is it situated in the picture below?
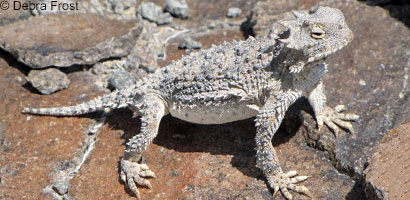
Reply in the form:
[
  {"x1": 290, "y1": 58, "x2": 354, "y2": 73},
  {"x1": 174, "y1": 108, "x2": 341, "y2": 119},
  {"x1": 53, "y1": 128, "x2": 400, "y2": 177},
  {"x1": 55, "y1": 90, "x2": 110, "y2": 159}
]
[{"x1": 169, "y1": 100, "x2": 259, "y2": 124}]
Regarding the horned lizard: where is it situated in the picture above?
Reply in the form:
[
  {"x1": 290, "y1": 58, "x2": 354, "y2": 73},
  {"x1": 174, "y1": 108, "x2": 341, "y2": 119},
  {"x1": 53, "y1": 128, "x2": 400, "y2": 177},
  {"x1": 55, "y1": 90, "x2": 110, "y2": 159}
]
[{"x1": 23, "y1": 6, "x2": 359, "y2": 200}]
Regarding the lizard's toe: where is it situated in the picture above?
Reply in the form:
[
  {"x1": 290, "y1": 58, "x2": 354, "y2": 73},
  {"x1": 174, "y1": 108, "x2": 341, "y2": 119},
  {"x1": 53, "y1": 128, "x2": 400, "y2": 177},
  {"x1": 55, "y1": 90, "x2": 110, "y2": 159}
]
[
  {"x1": 126, "y1": 174, "x2": 141, "y2": 199},
  {"x1": 320, "y1": 105, "x2": 359, "y2": 136},
  {"x1": 334, "y1": 104, "x2": 347, "y2": 112},
  {"x1": 267, "y1": 170, "x2": 311, "y2": 200},
  {"x1": 324, "y1": 119, "x2": 340, "y2": 136},
  {"x1": 289, "y1": 62, "x2": 304, "y2": 73},
  {"x1": 120, "y1": 159, "x2": 156, "y2": 199}
]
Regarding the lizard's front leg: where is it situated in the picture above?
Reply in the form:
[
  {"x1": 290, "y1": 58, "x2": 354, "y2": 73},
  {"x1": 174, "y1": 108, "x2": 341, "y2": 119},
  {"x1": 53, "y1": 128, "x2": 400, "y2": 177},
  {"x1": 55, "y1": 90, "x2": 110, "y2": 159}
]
[
  {"x1": 120, "y1": 95, "x2": 168, "y2": 199},
  {"x1": 308, "y1": 81, "x2": 359, "y2": 136},
  {"x1": 255, "y1": 91, "x2": 311, "y2": 200}
]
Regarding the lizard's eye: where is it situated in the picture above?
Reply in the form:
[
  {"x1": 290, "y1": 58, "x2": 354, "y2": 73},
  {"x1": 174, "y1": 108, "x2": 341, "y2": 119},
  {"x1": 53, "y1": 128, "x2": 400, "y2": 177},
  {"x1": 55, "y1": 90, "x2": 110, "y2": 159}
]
[{"x1": 311, "y1": 25, "x2": 326, "y2": 39}]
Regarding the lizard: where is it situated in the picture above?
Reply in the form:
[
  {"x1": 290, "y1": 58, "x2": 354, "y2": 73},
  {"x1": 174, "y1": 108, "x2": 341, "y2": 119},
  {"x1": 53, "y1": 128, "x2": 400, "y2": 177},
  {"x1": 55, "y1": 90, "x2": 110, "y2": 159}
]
[{"x1": 22, "y1": 6, "x2": 359, "y2": 200}]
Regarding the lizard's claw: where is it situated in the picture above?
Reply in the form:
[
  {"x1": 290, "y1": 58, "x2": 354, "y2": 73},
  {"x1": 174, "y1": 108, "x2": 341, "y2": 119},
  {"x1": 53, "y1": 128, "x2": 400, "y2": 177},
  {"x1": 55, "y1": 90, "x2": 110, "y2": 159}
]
[
  {"x1": 267, "y1": 170, "x2": 311, "y2": 200},
  {"x1": 317, "y1": 105, "x2": 359, "y2": 136},
  {"x1": 289, "y1": 62, "x2": 305, "y2": 73},
  {"x1": 120, "y1": 159, "x2": 156, "y2": 199}
]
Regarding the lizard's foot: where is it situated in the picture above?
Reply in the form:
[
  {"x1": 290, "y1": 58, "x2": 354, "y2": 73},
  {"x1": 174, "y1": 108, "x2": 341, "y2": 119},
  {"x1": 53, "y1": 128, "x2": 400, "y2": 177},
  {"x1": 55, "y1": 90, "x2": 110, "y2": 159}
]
[
  {"x1": 266, "y1": 170, "x2": 311, "y2": 200},
  {"x1": 317, "y1": 105, "x2": 359, "y2": 136},
  {"x1": 120, "y1": 159, "x2": 156, "y2": 199}
]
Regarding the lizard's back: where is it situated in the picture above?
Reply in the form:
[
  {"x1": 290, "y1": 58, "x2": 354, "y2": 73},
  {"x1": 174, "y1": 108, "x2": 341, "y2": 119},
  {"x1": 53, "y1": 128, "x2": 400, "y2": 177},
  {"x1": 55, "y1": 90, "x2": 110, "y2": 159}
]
[{"x1": 153, "y1": 37, "x2": 280, "y2": 124}]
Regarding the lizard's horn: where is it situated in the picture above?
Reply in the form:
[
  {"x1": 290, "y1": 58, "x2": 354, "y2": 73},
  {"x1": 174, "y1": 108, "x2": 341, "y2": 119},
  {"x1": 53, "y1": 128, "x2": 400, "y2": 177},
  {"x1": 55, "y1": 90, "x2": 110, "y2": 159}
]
[
  {"x1": 292, "y1": 10, "x2": 306, "y2": 18},
  {"x1": 278, "y1": 21, "x2": 292, "y2": 29},
  {"x1": 278, "y1": 39, "x2": 290, "y2": 45}
]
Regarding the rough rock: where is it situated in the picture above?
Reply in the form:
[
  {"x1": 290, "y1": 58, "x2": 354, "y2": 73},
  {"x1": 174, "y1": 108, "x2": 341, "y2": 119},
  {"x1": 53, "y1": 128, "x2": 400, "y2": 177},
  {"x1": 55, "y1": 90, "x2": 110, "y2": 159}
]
[
  {"x1": 124, "y1": 22, "x2": 171, "y2": 74},
  {"x1": 0, "y1": 56, "x2": 108, "y2": 199},
  {"x1": 363, "y1": 122, "x2": 410, "y2": 200},
  {"x1": 0, "y1": 122, "x2": 6, "y2": 153},
  {"x1": 154, "y1": 0, "x2": 259, "y2": 30},
  {"x1": 244, "y1": 0, "x2": 410, "y2": 182},
  {"x1": 178, "y1": 37, "x2": 202, "y2": 50},
  {"x1": 165, "y1": 0, "x2": 190, "y2": 19},
  {"x1": 92, "y1": 23, "x2": 183, "y2": 90},
  {"x1": 0, "y1": 0, "x2": 32, "y2": 26},
  {"x1": 226, "y1": 7, "x2": 242, "y2": 18},
  {"x1": 0, "y1": 13, "x2": 142, "y2": 68},
  {"x1": 138, "y1": 2, "x2": 162, "y2": 22},
  {"x1": 91, "y1": 59, "x2": 128, "y2": 89},
  {"x1": 156, "y1": 12, "x2": 173, "y2": 25},
  {"x1": 107, "y1": 0, "x2": 138, "y2": 20},
  {"x1": 138, "y1": 2, "x2": 173, "y2": 25},
  {"x1": 27, "y1": 68, "x2": 70, "y2": 95},
  {"x1": 108, "y1": 70, "x2": 137, "y2": 90}
]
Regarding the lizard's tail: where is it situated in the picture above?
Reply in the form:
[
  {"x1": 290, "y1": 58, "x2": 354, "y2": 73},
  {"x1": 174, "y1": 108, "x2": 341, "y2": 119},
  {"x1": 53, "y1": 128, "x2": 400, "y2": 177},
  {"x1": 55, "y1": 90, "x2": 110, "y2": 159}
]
[{"x1": 22, "y1": 89, "x2": 129, "y2": 116}]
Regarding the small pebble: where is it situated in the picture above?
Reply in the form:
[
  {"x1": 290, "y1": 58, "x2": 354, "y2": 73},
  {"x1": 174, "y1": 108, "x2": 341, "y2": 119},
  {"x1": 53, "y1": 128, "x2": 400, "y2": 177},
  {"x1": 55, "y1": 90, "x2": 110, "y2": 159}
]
[
  {"x1": 52, "y1": 181, "x2": 70, "y2": 195},
  {"x1": 27, "y1": 68, "x2": 70, "y2": 95},
  {"x1": 15, "y1": 76, "x2": 23, "y2": 83},
  {"x1": 138, "y1": 2, "x2": 173, "y2": 25},
  {"x1": 178, "y1": 37, "x2": 202, "y2": 50},
  {"x1": 227, "y1": 7, "x2": 242, "y2": 18},
  {"x1": 165, "y1": 0, "x2": 190, "y2": 19},
  {"x1": 156, "y1": 12, "x2": 173, "y2": 25}
]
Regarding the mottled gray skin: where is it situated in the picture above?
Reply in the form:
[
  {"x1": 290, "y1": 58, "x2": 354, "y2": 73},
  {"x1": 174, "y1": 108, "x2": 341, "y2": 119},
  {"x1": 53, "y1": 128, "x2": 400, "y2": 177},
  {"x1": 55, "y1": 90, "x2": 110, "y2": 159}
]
[{"x1": 22, "y1": 7, "x2": 359, "y2": 200}]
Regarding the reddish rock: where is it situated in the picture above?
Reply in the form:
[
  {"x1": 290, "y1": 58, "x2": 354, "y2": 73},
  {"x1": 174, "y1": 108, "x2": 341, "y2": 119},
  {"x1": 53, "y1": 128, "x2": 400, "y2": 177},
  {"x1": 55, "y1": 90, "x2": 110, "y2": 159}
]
[
  {"x1": 0, "y1": 56, "x2": 107, "y2": 199},
  {"x1": 364, "y1": 122, "x2": 410, "y2": 200},
  {"x1": 67, "y1": 112, "x2": 360, "y2": 200}
]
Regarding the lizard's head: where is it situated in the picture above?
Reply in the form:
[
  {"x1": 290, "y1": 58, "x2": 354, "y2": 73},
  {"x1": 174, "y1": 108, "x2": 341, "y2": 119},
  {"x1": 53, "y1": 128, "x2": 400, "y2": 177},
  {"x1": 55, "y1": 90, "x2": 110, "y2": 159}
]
[{"x1": 279, "y1": 6, "x2": 353, "y2": 63}]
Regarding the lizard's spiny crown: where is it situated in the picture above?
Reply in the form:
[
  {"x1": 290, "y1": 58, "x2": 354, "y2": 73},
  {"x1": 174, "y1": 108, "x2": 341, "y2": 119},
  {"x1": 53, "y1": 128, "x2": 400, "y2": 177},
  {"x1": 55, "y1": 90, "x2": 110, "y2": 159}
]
[{"x1": 279, "y1": 6, "x2": 353, "y2": 63}]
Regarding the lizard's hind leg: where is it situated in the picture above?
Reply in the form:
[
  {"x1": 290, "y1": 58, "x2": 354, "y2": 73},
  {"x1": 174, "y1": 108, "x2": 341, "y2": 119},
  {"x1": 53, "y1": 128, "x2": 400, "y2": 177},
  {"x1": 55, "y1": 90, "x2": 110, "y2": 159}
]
[{"x1": 120, "y1": 95, "x2": 168, "y2": 199}]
